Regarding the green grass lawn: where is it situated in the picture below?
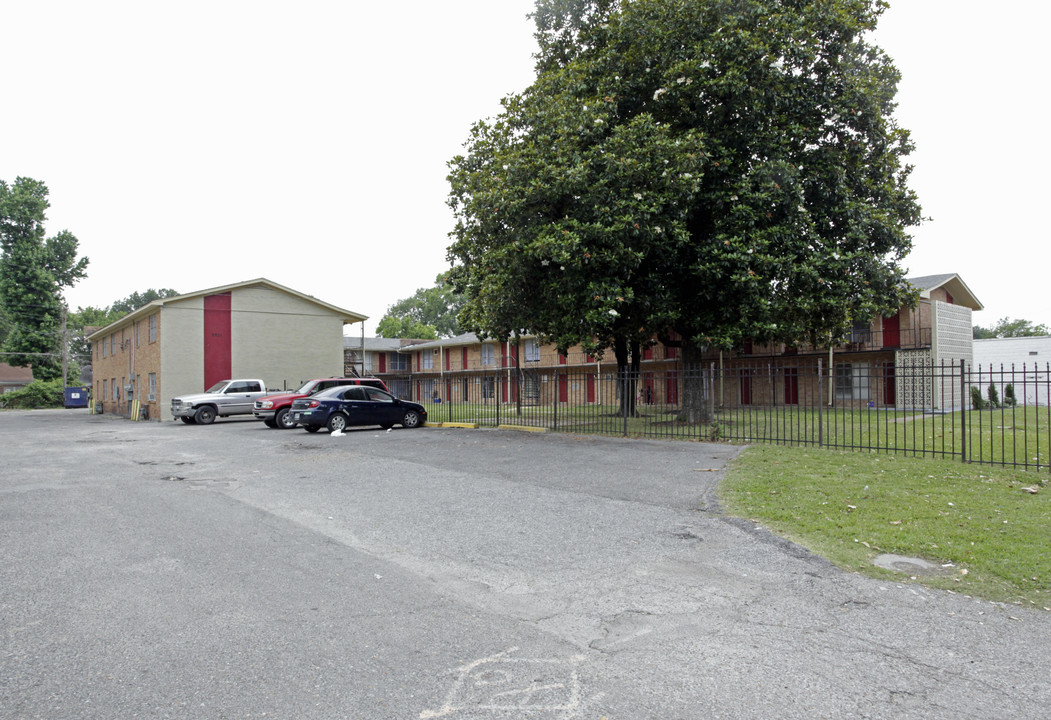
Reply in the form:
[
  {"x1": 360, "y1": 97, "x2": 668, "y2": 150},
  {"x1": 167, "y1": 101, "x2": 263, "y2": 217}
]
[
  {"x1": 431, "y1": 400, "x2": 1051, "y2": 470},
  {"x1": 719, "y1": 444, "x2": 1051, "y2": 608}
]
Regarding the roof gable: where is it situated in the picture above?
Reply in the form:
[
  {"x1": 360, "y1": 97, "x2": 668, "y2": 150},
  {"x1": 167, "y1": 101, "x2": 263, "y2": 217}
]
[
  {"x1": 0, "y1": 362, "x2": 35, "y2": 384},
  {"x1": 87, "y1": 278, "x2": 366, "y2": 340},
  {"x1": 907, "y1": 274, "x2": 983, "y2": 311}
]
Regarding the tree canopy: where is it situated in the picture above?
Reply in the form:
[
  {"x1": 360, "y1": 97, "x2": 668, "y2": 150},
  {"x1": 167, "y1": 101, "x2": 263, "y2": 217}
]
[
  {"x1": 376, "y1": 274, "x2": 462, "y2": 339},
  {"x1": 973, "y1": 317, "x2": 1050, "y2": 339},
  {"x1": 447, "y1": 0, "x2": 921, "y2": 368},
  {"x1": 0, "y1": 177, "x2": 88, "y2": 380},
  {"x1": 68, "y1": 289, "x2": 181, "y2": 368}
]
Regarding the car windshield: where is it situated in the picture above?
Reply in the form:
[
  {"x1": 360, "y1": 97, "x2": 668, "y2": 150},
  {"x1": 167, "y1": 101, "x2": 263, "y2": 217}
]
[
  {"x1": 205, "y1": 382, "x2": 228, "y2": 393},
  {"x1": 295, "y1": 380, "x2": 319, "y2": 394}
]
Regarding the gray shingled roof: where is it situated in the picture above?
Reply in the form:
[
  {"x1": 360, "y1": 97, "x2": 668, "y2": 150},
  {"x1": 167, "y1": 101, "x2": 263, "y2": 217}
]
[{"x1": 907, "y1": 274, "x2": 959, "y2": 291}]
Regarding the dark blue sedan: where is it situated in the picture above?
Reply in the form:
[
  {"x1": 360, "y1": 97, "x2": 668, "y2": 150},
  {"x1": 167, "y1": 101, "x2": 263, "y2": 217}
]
[{"x1": 289, "y1": 385, "x2": 427, "y2": 433}]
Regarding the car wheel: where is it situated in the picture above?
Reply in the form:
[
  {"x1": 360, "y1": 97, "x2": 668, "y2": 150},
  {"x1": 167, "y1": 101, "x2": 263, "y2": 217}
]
[
  {"x1": 194, "y1": 406, "x2": 216, "y2": 425},
  {"x1": 263, "y1": 418, "x2": 277, "y2": 428},
  {"x1": 401, "y1": 410, "x2": 421, "y2": 428},
  {"x1": 304, "y1": 425, "x2": 321, "y2": 433},
  {"x1": 180, "y1": 416, "x2": 195, "y2": 424},
  {"x1": 327, "y1": 413, "x2": 348, "y2": 433},
  {"x1": 275, "y1": 407, "x2": 296, "y2": 430}
]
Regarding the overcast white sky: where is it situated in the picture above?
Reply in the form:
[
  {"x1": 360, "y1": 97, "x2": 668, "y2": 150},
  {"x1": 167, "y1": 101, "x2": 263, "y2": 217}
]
[{"x1": 3, "y1": 1, "x2": 1048, "y2": 335}]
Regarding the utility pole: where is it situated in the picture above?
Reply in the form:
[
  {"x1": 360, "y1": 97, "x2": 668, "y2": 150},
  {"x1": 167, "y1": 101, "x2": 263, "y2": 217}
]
[{"x1": 60, "y1": 305, "x2": 68, "y2": 388}]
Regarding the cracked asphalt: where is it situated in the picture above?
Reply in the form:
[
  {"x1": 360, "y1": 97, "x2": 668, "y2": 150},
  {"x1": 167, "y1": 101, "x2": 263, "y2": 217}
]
[{"x1": 2, "y1": 409, "x2": 1048, "y2": 719}]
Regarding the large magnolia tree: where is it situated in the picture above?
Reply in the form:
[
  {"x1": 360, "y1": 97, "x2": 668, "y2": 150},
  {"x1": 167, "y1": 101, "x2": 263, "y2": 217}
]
[
  {"x1": 0, "y1": 178, "x2": 88, "y2": 381},
  {"x1": 447, "y1": 0, "x2": 921, "y2": 417}
]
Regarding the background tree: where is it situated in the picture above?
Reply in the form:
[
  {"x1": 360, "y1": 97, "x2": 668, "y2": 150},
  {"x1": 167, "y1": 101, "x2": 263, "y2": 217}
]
[
  {"x1": 447, "y1": 0, "x2": 921, "y2": 419},
  {"x1": 375, "y1": 274, "x2": 462, "y2": 338},
  {"x1": 973, "y1": 317, "x2": 1049, "y2": 339},
  {"x1": 110, "y1": 288, "x2": 180, "y2": 316},
  {"x1": 0, "y1": 177, "x2": 88, "y2": 381},
  {"x1": 67, "y1": 289, "x2": 182, "y2": 373},
  {"x1": 375, "y1": 316, "x2": 439, "y2": 340}
]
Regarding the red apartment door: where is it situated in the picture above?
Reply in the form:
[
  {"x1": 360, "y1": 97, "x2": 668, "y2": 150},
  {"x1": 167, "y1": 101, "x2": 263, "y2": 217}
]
[
  {"x1": 783, "y1": 367, "x2": 799, "y2": 405},
  {"x1": 883, "y1": 363, "x2": 896, "y2": 406},
  {"x1": 586, "y1": 374, "x2": 596, "y2": 403},
  {"x1": 883, "y1": 314, "x2": 901, "y2": 348},
  {"x1": 558, "y1": 374, "x2": 568, "y2": 403},
  {"x1": 740, "y1": 369, "x2": 753, "y2": 405}
]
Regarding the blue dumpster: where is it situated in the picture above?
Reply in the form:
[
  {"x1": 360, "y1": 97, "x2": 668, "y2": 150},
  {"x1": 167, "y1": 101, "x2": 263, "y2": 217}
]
[{"x1": 64, "y1": 386, "x2": 90, "y2": 409}]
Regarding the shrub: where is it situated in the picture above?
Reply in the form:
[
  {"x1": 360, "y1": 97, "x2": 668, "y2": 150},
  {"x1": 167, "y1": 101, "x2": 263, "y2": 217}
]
[
  {"x1": 1004, "y1": 384, "x2": 1018, "y2": 406},
  {"x1": 987, "y1": 382, "x2": 1001, "y2": 408},
  {"x1": 0, "y1": 380, "x2": 65, "y2": 409},
  {"x1": 970, "y1": 385, "x2": 985, "y2": 410}
]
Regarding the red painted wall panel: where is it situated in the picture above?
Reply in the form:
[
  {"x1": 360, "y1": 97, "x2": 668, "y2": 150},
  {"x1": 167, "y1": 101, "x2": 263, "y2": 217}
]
[{"x1": 204, "y1": 293, "x2": 232, "y2": 388}]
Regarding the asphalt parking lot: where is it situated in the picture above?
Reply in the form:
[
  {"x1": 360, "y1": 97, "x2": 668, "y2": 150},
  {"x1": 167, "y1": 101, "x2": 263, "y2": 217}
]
[{"x1": 2, "y1": 409, "x2": 1049, "y2": 719}]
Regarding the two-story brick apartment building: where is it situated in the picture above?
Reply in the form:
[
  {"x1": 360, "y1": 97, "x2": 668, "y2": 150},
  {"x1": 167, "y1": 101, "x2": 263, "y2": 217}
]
[
  {"x1": 373, "y1": 274, "x2": 981, "y2": 411},
  {"x1": 89, "y1": 278, "x2": 366, "y2": 420}
]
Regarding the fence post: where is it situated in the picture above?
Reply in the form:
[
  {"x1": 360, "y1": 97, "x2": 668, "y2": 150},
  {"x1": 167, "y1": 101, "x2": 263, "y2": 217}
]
[
  {"x1": 708, "y1": 363, "x2": 715, "y2": 422},
  {"x1": 960, "y1": 358, "x2": 967, "y2": 464},
  {"x1": 818, "y1": 358, "x2": 824, "y2": 447},
  {"x1": 622, "y1": 370, "x2": 629, "y2": 437},
  {"x1": 553, "y1": 369, "x2": 559, "y2": 431}
]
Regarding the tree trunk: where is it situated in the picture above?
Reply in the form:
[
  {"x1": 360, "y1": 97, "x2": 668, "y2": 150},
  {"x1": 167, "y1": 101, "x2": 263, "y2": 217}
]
[
  {"x1": 613, "y1": 337, "x2": 640, "y2": 417},
  {"x1": 677, "y1": 345, "x2": 712, "y2": 424}
]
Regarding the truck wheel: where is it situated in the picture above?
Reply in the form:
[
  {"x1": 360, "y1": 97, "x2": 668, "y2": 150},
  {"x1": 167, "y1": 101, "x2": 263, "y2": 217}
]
[
  {"x1": 327, "y1": 413, "x2": 348, "y2": 433},
  {"x1": 194, "y1": 406, "x2": 217, "y2": 425},
  {"x1": 401, "y1": 410, "x2": 421, "y2": 428},
  {"x1": 275, "y1": 407, "x2": 296, "y2": 430},
  {"x1": 180, "y1": 416, "x2": 196, "y2": 424},
  {"x1": 263, "y1": 418, "x2": 277, "y2": 428}
]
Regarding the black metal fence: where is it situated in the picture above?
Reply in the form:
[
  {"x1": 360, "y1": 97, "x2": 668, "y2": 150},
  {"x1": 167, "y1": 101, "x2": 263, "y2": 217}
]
[{"x1": 395, "y1": 360, "x2": 1051, "y2": 472}]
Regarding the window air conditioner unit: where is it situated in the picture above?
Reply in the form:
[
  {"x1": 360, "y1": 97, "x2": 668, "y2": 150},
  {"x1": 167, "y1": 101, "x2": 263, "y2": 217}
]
[{"x1": 147, "y1": 393, "x2": 156, "y2": 402}]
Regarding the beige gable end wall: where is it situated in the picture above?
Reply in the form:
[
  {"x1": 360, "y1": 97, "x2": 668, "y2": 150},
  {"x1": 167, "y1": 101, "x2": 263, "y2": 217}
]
[
  {"x1": 231, "y1": 286, "x2": 345, "y2": 387},
  {"x1": 159, "y1": 296, "x2": 206, "y2": 414}
]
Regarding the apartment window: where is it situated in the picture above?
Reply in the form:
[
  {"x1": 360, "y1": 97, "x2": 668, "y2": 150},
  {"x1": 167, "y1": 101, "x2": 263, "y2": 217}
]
[
  {"x1": 850, "y1": 320, "x2": 870, "y2": 344},
  {"x1": 148, "y1": 373, "x2": 157, "y2": 401},
  {"x1": 110, "y1": 335, "x2": 116, "y2": 355},
  {"x1": 101, "y1": 340, "x2": 106, "y2": 358},
  {"x1": 149, "y1": 315, "x2": 157, "y2": 343},
  {"x1": 422, "y1": 351, "x2": 434, "y2": 370},
  {"x1": 390, "y1": 352, "x2": 408, "y2": 371},
  {"x1": 481, "y1": 344, "x2": 495, "y2": 366},
  {"x1": 525, "y1": 339, "x2": 540, "y2": 363},
  {"x1": 421, "y1": 378, "x2": 436, "y2": 399},
  {"x1": 111, "y1": 378, "x2": 118, "y2": 401},
  {"x1": 102, "y1": 379, "x2": 108, "y2": 401},
  {"x1": 835, "y1": 362, "x2": 870, "y2": 401},
  {"x1": 135, "y1": 322, "x2": 140, "y2": 347}
]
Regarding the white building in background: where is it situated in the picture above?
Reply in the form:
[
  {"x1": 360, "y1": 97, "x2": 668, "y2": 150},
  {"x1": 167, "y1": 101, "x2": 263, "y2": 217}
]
[{"x1": 972, "y1": 336, "x2": 1051, "y2": 405}]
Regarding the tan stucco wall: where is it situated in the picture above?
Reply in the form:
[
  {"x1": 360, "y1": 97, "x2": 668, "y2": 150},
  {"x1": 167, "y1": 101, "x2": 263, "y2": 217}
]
[
  {"x1": 155, "y1": 288, "x2": 347, "y2": 419},
  {"x1": 160, "y1": 296, "x2": 206, "y2": 418},
  {"x1": 231, "y1": 286, "x2": 345, "y2": 389}
]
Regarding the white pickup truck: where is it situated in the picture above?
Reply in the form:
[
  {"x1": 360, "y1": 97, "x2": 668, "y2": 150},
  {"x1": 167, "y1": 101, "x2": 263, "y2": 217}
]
[{"x1": 171, "y1": 379, "x2": 272, "y2": 424}]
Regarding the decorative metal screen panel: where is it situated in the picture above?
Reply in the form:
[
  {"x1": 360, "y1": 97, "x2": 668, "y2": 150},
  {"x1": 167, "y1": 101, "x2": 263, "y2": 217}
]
[{"x1": 896, "y1": 349, "x2": 932, "y2": 409}]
